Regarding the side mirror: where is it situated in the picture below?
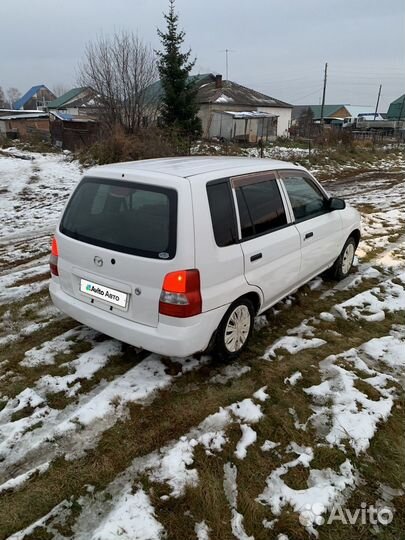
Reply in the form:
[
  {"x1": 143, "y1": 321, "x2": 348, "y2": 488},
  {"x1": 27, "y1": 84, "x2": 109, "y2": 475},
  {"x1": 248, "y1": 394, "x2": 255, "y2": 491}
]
[{"x1": 329, "y1": 197, "x2": 346, "y2": 211}]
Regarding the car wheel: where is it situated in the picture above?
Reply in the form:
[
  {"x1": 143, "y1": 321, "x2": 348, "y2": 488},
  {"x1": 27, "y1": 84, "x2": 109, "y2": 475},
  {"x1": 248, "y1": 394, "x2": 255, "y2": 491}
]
[
  {"x1": 215, "y1": 298, "x2": 255, "y2": 360},
  {"x1": 329, "y1": 237, "x2": 356, "y2": 281}
]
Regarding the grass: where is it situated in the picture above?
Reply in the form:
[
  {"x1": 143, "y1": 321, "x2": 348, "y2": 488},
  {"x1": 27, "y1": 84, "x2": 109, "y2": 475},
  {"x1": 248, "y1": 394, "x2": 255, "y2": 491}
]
[{"x1": 0, "y1": 248, "x2": 404, "y2": 538}]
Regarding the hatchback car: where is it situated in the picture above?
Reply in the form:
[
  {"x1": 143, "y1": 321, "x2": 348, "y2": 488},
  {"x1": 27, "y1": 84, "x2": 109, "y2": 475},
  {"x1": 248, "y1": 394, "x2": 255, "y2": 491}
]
[{"x1": 49, "y1": 157, "x2": 360, "y2": 358}]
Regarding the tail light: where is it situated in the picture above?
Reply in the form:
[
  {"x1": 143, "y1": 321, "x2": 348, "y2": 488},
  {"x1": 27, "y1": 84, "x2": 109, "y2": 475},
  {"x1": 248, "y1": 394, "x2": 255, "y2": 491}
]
[
  {"x1": 49, "y1": 236, "x2": 59, "y2": 276},
  {"x1": 159, "y1": 269, "x2": 202, "y2": 318}
]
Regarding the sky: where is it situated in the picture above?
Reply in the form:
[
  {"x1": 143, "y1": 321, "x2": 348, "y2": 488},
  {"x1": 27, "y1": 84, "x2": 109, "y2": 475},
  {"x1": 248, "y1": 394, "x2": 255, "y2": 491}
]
[{"x1": 1, "y1": 0, "x2": 404, "y2": 110}]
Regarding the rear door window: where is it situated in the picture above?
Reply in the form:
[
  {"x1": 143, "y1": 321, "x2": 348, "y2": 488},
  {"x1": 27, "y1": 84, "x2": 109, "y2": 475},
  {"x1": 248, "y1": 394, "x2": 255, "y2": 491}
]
[
  {"x1": 234, "y1": 178, "x2": 287, "y2": 239},
  {"x1": 60, "y1": 178, "x2": 177, "y2": 259},
  {"x1": 206, "y1": 181, "x2": 237, "y2": 247}
]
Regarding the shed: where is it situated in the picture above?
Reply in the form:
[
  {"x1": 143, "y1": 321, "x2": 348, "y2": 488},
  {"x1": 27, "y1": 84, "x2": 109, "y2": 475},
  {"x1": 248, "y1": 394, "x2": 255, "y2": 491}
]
[
  {"x1": 208, "y1": 110, "x2": 277, "y2": 142},
  {"x1": 49, "y1": 111, "x2": 98, "y2": 151}
]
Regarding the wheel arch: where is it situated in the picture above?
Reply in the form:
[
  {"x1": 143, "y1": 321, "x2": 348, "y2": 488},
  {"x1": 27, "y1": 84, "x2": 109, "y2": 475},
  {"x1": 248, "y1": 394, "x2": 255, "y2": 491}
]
[
  {"x1": 238, "y1": 291, "x2": 262, "y2": 315},
  {"x1": 349, "y1": 229, "x2": 361, "y2": 248}
]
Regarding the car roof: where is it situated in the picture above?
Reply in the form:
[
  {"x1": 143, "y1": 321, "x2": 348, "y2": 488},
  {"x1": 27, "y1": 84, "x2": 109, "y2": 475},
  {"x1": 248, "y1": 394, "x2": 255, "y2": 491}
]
[{"x1": 89, "y1": 156, "x2": 305, "y2": 181}]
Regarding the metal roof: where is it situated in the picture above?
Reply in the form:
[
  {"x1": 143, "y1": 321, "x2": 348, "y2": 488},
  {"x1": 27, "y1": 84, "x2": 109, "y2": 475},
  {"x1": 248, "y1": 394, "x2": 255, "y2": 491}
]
[
  {"x1": 47, "y1": 87, "x2": 89, "y2": 109},
  {"x1": 50, "y1": 111, "x2": 96, "y2": 122},
  {"x1": 0, "y1": 113, "x2": 48, "y2": 121},
  {"x1": 89, "y1": 156, "x2": 302, "y2": 180},
  {"x1": 13, "y1": 85, "x2": 47, "y2": 110},
  {"x1": 387, "y1": 94, "x2": 405, "y2": 119},
  {"x1": 217, "y1": 111, "x2": 278, "y2": 118}
]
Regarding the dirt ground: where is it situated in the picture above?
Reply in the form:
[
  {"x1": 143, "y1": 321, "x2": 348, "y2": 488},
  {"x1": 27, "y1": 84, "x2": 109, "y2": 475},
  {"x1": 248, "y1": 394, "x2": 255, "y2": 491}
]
[{"x1": 0, "y1": 150, "x2": 404, "y2": 540}]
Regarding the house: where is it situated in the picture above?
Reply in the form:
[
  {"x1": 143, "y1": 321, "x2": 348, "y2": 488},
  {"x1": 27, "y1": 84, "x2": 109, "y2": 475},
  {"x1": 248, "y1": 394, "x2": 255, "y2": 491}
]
[
  {"x1": 387, "y1": 95, "x2": 405, "y2": 120},
  {"x1": 47, "y1": 87, "x2": 99, "y2": 117},
  {"x1": 13, "y1": 85, "x2": 56, "y2": 111},
  {"x1": 146, "y1": 73, "x2": 293, "y2": 140},
  {"x1": 0, "y1": 112, "x2": 49, "y2": 139},
  {"x1": 292, "y1": 104, "x2": 351, "y2": 124}
]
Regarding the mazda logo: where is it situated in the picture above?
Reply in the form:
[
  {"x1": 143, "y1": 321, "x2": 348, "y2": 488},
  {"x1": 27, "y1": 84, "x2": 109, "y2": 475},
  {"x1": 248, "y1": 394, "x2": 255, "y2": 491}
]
[{"x1": 94, "y1": 256, "x2": 103, "y2": 267}]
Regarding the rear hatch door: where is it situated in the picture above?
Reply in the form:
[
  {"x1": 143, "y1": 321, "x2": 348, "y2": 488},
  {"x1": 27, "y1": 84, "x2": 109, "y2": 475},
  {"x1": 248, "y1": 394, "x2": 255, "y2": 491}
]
[{"x1": 56, "y1": 172, "x2": 194, "y2": 328}]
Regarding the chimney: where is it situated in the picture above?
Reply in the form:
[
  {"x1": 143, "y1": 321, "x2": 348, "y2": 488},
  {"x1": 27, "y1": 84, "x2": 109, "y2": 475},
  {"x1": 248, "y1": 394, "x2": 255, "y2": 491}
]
[{"x1": 215, "y1": 74, "x2": 223, "y2": 89}]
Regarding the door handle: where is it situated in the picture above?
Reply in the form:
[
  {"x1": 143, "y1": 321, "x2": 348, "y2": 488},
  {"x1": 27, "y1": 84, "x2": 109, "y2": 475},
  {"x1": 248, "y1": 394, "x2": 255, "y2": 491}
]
[
  {"x1": 250, "y1": 253, "x2": 262, "y2": 262},
  {"x1": 304, "y1": 232, "x2": 314, "y2": 240}
]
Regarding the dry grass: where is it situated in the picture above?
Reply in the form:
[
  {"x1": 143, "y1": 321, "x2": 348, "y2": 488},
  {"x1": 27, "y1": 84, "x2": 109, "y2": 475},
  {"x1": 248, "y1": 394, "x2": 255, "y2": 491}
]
[{"x1": 0, "y1": 267, "x2": 404, "y2": 539}]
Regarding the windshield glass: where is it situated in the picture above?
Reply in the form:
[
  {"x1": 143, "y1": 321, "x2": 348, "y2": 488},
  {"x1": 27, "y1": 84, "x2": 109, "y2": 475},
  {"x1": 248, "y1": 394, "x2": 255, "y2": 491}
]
[{"x1": 60, "y1": 177, "x2": 177, "y2": 259}]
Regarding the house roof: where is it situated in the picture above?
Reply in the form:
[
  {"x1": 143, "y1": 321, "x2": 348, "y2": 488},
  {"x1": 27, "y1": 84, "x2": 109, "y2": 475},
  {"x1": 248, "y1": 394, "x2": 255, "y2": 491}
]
[
  {"x1": 197, "y1": 80, "x2": 292, "y2": 108},
  {"x1": 145, "y1": 73, "x2": 292, "y2": 109},
  {"x1": 13, "y1": 85, "x2": 47, "y2": 110},
  {"x1": 47, "y1": 87, "x2": 89, "y2": 109}
]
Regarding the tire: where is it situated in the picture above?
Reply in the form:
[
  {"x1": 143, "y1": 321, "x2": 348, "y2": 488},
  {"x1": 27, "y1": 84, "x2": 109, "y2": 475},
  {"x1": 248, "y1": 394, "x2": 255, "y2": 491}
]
[
  {"x1": 214, "y1": 298, "x2": 255, "y2": 360},
  {"x1": 328, "y1": 236, "x2": 356, "y2": 281}
]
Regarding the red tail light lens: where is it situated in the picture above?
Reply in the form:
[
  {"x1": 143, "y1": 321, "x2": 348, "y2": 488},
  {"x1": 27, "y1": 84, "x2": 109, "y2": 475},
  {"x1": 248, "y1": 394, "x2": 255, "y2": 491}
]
[
  {"x1": 50, "y1": 236, "x2": 59, "y2": 276},
  {"x1": 159, "y1": 269, "x2": 202, "y2": 318}
]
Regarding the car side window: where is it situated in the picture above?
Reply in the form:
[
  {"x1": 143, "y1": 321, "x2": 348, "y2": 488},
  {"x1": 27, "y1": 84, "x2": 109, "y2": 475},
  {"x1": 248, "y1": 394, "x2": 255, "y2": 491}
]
[
  {"x1": 207, "y1": 181, "x2": 237, "y2": 247},
  {"x1": 235, "y1": 179, "x2": 287, "y2": 239},
  {"x1": 282, "y1": 175, "x2": 327, "y2": 222}
]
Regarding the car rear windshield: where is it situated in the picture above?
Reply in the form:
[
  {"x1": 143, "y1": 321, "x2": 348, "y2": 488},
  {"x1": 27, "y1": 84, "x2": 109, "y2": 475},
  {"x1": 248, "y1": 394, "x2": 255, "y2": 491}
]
[{"x1": 60, "y1": 177, "x2": 177, "y2": 259}]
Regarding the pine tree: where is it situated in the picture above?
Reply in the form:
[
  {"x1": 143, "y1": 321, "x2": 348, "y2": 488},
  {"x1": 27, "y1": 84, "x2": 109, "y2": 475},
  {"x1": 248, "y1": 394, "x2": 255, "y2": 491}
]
[{"x1": 156, "y1": 0, "x2": 201, "y2": 136}]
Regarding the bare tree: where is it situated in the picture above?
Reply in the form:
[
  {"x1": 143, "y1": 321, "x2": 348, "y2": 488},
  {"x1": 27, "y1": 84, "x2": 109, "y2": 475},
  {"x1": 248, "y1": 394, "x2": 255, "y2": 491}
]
[
  {"x1": 0, "y1": 87, "x2": 7, "y2": 108},
  {"x1": 7, "y1": 87, "x2": 21, "y2": 108},
  {"x1": 52, "y1": 84, "x2": 69, "y2": 98},
  {"x1": 78, "y1": 31, "x2": 158, "y2": 133}
]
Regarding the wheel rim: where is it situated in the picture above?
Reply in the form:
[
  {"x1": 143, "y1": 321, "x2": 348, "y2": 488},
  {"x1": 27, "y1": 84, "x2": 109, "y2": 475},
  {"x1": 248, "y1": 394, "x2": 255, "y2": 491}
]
[
  {"x1": 224, "y1": 305, "x2": 251, "y2": 353},
  {"x1": 342, "y1": 243, "x2": 355, "y2": 274}
]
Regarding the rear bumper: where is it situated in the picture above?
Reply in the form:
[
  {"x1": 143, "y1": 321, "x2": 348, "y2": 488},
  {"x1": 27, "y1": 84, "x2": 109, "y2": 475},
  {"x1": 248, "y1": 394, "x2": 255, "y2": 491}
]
[{"x1": 49, "y1": 280, "x2": 228, "y2": 357}]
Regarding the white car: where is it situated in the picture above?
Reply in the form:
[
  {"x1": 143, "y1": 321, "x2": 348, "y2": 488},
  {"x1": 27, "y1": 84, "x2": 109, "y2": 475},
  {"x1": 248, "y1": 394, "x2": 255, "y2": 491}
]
[{"x1": 49, "y1": 157, "x2": 360, "y2": 359}]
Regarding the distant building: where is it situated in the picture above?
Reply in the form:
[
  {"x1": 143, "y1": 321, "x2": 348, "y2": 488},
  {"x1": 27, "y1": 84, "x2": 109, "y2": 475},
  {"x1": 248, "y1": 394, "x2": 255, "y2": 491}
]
[
  {"x1": 146, "y1": 73, "x2": 293, "y2": 140},
  {"x1": 0, "y1": 112, "x2": 49, "y2": 139},
  {"x1": 13, "y1": 85, "x2": 56, "y2": 111},
  {"x1": 387, "y1": 94, "x2": 405, "y2": 120},
  {"x1": 292, "y1": 104, "x2": 351, "y2": 124},
  {"x1": 47, "y1": 87, "x2": 99, "y2": 117}
]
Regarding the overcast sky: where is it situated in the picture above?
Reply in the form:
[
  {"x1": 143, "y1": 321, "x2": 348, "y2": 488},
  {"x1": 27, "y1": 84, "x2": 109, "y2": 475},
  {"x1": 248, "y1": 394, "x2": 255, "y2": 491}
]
[{"x1": 1, "y1": 0, "x2": 404, "y2": 109}]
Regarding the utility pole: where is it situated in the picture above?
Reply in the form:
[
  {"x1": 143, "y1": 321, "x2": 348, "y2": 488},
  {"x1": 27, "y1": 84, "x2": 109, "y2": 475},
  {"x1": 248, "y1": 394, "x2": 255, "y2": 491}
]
[
  {"x1": 320, "y1": 62, "x2": 328, "y2": 126},
  {"x1": 374, "y1": 84, "x2": 382, "y2": 120}
]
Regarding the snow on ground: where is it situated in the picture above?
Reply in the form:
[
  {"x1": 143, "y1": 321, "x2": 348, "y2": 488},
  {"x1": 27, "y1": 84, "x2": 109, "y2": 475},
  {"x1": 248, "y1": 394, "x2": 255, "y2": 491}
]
[
  {"x1": 257, "y1": 442, "x2": 356, "y2": 520},
  {"x1": 0, "y1": 149, "x2": 82, "y2": 242},
  {"x1": 305, "y1": 347, "x2": 396, "y2": 454},
  {"x1": 1, "y1": 149, "x2": 405, "y2": 539}
]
